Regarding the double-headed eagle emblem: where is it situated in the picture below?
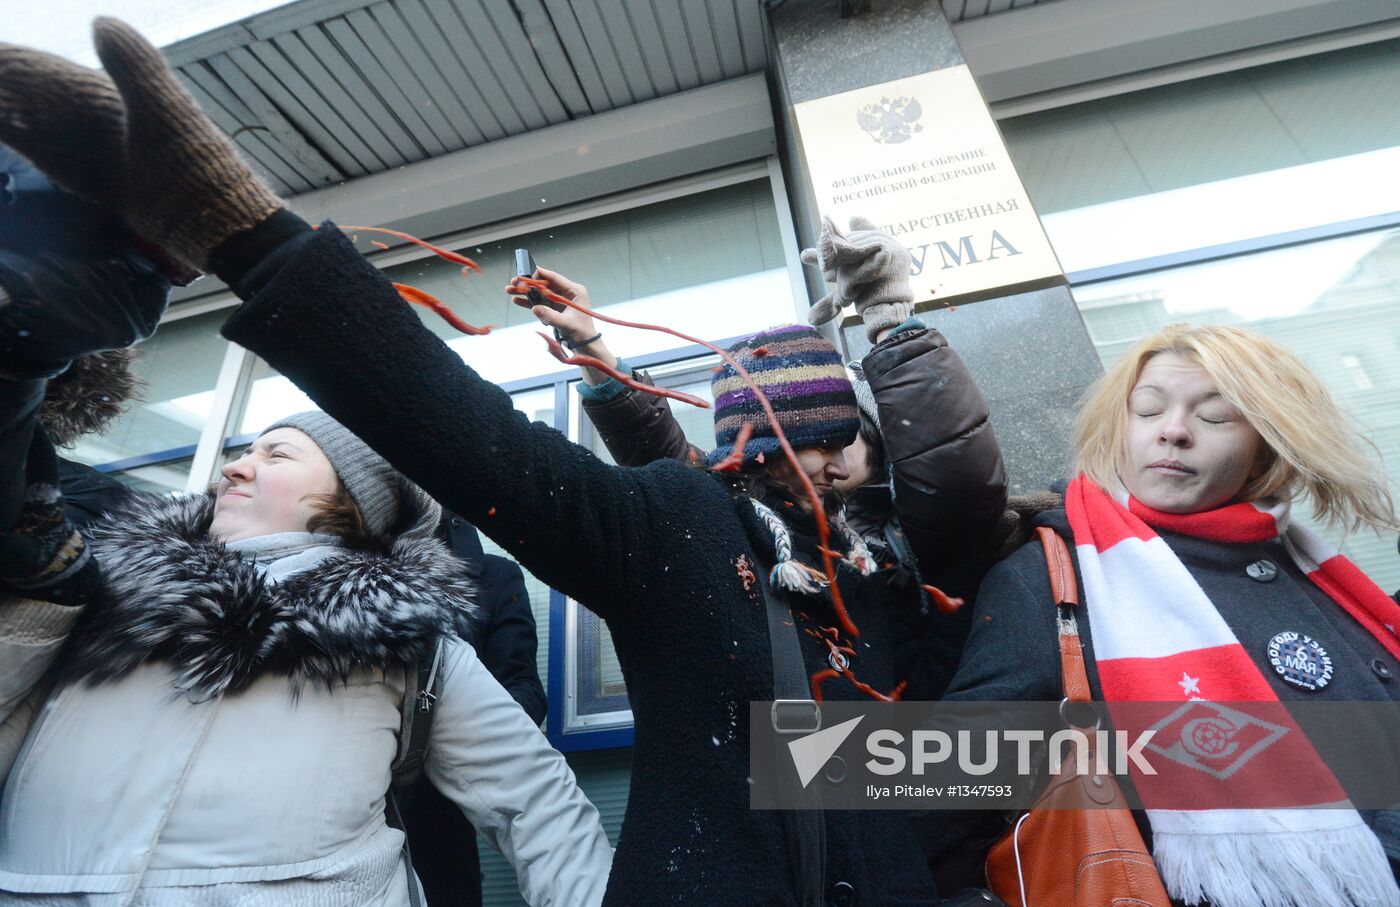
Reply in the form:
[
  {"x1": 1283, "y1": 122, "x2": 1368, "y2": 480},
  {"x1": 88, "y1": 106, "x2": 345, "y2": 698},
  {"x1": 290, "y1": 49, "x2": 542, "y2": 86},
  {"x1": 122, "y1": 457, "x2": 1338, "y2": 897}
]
[{"x1": 856, "y1": 96, "x2": 924, "y2": 144}]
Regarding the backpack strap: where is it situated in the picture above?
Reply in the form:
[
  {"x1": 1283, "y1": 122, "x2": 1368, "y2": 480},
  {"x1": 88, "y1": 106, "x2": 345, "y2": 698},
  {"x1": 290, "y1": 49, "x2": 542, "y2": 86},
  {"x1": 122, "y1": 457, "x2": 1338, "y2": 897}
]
[
  {"x1": 391, "y1": 637, "x2": 446, "y2": 792},
  {"x1": 385, "y1": 637, "x2": 446, "y2": 907}
]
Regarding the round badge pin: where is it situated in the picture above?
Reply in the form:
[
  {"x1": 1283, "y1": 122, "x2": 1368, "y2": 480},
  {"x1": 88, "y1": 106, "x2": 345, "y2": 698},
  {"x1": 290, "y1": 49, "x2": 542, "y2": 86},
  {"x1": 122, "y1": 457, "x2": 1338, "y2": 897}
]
[{"x1": 1267, "y1": 631, "x2": 1334, "y2": 691}]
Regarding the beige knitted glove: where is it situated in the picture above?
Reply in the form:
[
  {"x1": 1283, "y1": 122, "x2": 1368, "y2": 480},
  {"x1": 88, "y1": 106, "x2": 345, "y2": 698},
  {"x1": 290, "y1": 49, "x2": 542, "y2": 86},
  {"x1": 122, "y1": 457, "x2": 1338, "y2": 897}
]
[
  {"x1": 801, "y1": 215, "x2": 915, "y2": 343},
  {"x1": 0, "y1": 18, "x2": 283, "y2": 270}
]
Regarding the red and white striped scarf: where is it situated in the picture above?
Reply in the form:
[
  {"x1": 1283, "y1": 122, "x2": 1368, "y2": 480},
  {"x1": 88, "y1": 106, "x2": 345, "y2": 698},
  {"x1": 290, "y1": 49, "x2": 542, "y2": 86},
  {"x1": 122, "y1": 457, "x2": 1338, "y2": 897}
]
[{"x1": 1064, "y1": 475, "x2": 1400, "y2": 907}]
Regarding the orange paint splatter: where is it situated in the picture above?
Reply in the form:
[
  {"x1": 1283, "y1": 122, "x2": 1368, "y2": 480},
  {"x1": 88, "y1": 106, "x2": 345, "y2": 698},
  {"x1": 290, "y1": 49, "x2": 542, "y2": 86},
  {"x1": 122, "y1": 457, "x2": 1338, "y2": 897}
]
[
  {"x1": 711, "y1": 424, "x2": 753, "y2": 472},
  {"x1": 393, "y1": 283, "x2": 491, "y2": 335},
  {"x1": 342, "y1": 226, "x2": 481, "y2": 272},
  {"x1": 922, "y1": 584, "x2": 966, "y2": 614}
]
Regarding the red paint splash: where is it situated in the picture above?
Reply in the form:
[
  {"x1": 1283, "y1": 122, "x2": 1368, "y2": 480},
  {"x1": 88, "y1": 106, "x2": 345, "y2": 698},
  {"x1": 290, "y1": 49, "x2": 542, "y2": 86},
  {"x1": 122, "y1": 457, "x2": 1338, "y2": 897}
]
[
  {"x1": 342, "y1": 226, "x2": 482, "y2": 272},
  {"x1": 922, "y1": 584, "x2": 966, "y2": 615},
  {"x1": 538, "y1": 333, "x2": 709, "y2": 406},
  {"x1": 392, "y1": 283, "x2": 491, "y2": 336},
  {"x1": 809, "y1": 668, "x2": 906, "y2": 703},
  {"x1": 509, "y1": 274, "x2": 861, "y2": 637},
  {"x1": 710, "y1": 424, "x2": 752, "y2": 473}
]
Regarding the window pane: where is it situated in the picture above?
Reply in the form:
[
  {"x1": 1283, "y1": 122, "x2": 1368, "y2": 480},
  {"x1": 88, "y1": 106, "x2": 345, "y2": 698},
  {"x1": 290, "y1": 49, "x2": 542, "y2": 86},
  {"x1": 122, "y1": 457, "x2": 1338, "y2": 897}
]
[
  {"x1": 107, "y1": 457, "x2": 196, "y2": 495},
  {"x1": 570, "y1": 358, "x2": 719, "y2": 731},
  {"x1": 1073, "y1": 226, "x2": 1400, "y2": 591},
  {"x1": 1001, "y1": 40, "x2": 1400, "y2": 274},
  {"x1": 375, "y1": 179, "x2": 794, "y2": 386},
  {"x1": 1004, "y1": 39, "x2": 1400, "y2": 216},
  {"x1": 235, "y1": 357, "x2": 319, "y2": 436},
  {"x1": 66, "y1": 310, "x2": 230, "y2": 468}
]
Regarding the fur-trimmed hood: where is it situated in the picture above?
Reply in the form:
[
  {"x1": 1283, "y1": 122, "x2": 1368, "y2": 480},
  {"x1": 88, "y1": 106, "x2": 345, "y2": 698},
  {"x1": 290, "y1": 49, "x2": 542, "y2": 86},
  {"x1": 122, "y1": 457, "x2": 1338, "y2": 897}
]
[
  {"x1": 40, "y1": 348, "x2": 144, "y2": 448},
  {"x1": 63, "y1": 492, "x2": 477, "y2": 699}
]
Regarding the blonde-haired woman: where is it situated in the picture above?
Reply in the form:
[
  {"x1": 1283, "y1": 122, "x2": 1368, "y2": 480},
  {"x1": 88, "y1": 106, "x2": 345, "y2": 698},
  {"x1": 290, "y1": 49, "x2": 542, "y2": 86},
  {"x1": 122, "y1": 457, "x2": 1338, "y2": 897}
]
[{"x1": 942, "y1": 323, "x2": 1400, "y2": 907}]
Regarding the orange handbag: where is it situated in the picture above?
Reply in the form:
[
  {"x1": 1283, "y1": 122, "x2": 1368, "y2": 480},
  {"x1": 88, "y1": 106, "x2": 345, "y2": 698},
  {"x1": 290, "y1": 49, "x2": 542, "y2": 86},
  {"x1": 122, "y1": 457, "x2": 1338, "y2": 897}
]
[{"x1": 984, "y1": 528, "x2": 1171, "y2": 907}]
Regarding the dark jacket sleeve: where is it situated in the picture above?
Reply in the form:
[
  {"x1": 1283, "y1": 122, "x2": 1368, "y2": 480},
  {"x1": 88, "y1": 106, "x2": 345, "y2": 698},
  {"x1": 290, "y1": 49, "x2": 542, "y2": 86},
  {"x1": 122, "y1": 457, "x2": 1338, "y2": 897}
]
[
  {"x1": 476, "y1": 555, "x2": 547, "y2": 725},
  {"x1": 940, "y1": 541, "x2": 1063, "y2": 703},
  {"x1": 911, "y1": 540, "x2": 1063, "y2": 891},
  {"x1": 862, "y1": 326, "x2": 1008, "y2": 587},
  {"x1": 220, "y1": 224, "x2": 703, "y2": 625},
  {"x1": 581, "y1": 370, "x2": 701, "y2": 467}
]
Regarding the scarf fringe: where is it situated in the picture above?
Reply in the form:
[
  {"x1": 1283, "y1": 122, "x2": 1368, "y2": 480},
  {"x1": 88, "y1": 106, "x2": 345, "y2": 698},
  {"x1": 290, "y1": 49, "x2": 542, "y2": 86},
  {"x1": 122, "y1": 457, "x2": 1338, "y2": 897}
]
[
  {"x1": 748, "y1": 498, "x2": 875, "y2": 596},
  {"x1": 1154, "y1": 816, "x2": 1400, "y2": 907},
  {"x1": 769, "y1": 560, "x2": 824, "y2": 595}
]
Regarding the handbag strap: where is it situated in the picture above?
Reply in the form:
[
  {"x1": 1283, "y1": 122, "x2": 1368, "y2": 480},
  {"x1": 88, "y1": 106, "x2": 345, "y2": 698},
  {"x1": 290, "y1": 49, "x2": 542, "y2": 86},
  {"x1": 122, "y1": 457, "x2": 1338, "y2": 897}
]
[
  {"x1": 1034, "y1": 527, "x2": 1091, "y2": 704},
  {"x1": 757, "y1": 555, "x2": 827, "y2": 907}
]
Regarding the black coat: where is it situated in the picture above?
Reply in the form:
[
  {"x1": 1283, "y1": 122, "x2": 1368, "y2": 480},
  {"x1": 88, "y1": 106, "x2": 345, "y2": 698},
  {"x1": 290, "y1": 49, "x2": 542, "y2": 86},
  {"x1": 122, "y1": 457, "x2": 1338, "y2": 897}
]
[
  {"x1": 581, "y1": 326, "x2": 1009, "y2": 701},
  {"x1": 401, "y1": 513, "x2": 546, "y2": 907},
  {"x1": 222, "y1": 224, "x2": 942, "y2": 906},
  {"x1": 934, "y1": 507, "x2": 1400, "y2": 889},
  {"x1": 57, "y1": 458, "x2": 133, "y2": 528}
]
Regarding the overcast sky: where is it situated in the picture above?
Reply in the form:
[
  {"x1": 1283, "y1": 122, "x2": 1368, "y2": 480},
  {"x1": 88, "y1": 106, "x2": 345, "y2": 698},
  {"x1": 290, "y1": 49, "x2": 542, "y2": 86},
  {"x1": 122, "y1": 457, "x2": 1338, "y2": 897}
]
[{"x1": 5, "y1": 0, "x2": 294, "y2": 65}]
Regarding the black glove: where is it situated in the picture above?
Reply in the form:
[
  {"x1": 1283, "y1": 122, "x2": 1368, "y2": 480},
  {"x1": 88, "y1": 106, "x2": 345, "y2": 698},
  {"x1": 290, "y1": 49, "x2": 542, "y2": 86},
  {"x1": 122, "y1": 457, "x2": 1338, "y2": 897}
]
[
  {"x1": 0, "y1": 426, "x2": 102, "y2": 608},
  {"x1": 0, "y1": 145, "x2": 171, "y2": 378}
]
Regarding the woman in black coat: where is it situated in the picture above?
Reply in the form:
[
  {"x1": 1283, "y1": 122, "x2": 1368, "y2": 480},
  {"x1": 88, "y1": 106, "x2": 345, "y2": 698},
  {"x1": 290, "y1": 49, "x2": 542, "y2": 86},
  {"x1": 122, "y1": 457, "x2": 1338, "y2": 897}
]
[{"x1": 942, "y1": 323, "x2": 1400, "y2": 907}]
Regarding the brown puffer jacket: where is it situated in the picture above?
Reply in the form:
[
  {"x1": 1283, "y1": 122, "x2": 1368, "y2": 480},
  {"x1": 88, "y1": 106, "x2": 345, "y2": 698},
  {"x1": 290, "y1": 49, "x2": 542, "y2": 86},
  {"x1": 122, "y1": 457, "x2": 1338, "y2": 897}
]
[
  {"x1": 856, "y1": 325, "x2": 1007, "y2": 593},
  {"x1": 579, "y1": 366, "x2": 701, "y2": 468}
]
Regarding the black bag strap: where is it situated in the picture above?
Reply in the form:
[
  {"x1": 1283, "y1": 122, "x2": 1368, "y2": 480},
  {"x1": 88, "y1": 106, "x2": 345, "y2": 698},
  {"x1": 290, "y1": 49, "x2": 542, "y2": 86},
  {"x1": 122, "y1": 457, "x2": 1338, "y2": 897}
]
[
  {"x1": 385, "y1": 638, "x2": 447, "y2": 907},
  {"x1": 756, "y1": 556, "x2": 827, "y2": 907},
  {"x1": 391, "y1": 638, "x2": 446, "y2": 791}
]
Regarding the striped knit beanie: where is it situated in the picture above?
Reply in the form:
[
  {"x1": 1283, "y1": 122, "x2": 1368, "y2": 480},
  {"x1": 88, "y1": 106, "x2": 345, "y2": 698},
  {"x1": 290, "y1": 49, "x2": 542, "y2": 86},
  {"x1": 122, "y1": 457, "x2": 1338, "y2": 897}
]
[{"x1": 705, "y1": 324, "x2": 859, "y2": 468}]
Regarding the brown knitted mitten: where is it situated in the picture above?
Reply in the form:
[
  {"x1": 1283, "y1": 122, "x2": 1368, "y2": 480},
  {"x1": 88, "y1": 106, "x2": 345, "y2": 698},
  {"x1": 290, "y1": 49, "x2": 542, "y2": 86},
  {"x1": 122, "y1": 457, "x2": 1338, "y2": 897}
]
[
  {"x1": 0, "y1": 43, "x2": 126, "y2": 205},
  {"x1": 93, "y1": 17, "x2": 283, "y2": 269}
]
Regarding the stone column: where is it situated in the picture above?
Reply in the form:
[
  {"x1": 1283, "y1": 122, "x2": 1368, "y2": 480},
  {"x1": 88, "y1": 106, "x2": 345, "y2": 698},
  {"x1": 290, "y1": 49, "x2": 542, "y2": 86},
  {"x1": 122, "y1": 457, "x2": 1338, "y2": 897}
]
[{"x1": 765, "y1": 0, "x2": 1103, "y2": 492}]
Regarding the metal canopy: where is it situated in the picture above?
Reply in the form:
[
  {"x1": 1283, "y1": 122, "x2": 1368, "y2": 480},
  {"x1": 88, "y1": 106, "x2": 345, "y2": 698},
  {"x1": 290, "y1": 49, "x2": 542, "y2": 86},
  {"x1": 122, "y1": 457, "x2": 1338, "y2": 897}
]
[{"x1": 161, "y1": 0, "x2": 1047, "y2": 196}]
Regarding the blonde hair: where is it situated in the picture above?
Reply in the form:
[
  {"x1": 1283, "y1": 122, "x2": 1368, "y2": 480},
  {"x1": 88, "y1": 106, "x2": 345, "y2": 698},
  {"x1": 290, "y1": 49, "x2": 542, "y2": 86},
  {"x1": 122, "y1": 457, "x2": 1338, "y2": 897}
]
[{"x1": 1073, "y1": 323, "x2": 1397, "y2": 534}]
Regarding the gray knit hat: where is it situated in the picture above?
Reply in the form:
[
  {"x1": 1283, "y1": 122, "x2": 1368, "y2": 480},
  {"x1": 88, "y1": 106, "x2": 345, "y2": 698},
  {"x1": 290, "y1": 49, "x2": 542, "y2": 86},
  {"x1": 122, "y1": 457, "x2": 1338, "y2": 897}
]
[
  {"x1": 262, "y1": 411, "x2": 439, "y2": 539},
  {"x1": 846, "y1": 362, "x2": 880, "y2": 431}
]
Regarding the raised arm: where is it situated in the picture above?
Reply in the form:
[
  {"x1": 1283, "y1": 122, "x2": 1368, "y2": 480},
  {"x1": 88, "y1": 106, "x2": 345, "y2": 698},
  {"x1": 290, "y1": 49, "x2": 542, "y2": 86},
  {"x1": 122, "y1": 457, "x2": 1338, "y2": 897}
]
[
  {"x1": 221, "y1": 223, "x2": 691, "y2": 619},
  {"x1": 512, "y1": 267, "x2": 699, "y2": 467},
  {"x1": 800, "y1": 216, "x2": 1008, "y2": 592},
  {"x1": 0, "y1": 19, "x2": 703, "y2": 621},
  {"x1": 862, "y1": 322, "x2": 1008, "y2": 585}
]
